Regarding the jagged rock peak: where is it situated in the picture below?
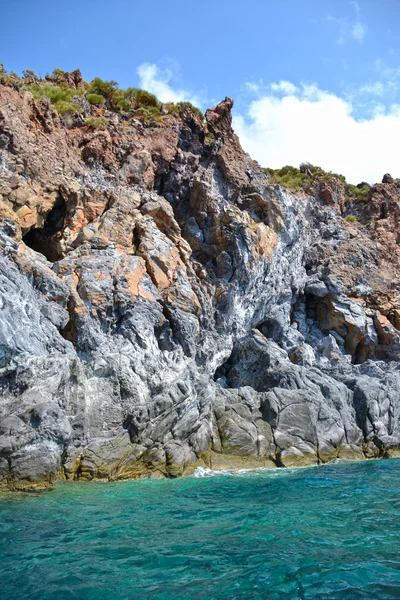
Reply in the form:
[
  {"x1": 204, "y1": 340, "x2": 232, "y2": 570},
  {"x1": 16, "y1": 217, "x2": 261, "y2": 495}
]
[{"x1": 205, "y1": 97, "x2": 234, "y2": 136}]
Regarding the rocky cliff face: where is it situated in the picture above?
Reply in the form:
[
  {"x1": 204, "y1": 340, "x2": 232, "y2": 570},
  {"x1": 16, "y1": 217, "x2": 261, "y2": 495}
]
[{"x1": 1, "y1": 74, "x2": 400, "y2": 491}]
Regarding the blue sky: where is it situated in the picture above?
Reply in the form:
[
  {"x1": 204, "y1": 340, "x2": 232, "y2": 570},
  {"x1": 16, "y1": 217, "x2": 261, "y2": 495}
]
[{"x1": 2, "y1": 0, "x2": 400, "y2": 183}]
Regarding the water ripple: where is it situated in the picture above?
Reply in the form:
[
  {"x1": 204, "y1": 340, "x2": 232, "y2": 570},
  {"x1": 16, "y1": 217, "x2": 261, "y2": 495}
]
[{"x1": 1, "y1": 460, "x2": 400, "y2": 598}]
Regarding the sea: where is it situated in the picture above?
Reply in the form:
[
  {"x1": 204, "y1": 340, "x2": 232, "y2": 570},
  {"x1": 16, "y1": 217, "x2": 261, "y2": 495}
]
[{"x1": 1, "y1": 459, "x2": 400, "y2": 599}]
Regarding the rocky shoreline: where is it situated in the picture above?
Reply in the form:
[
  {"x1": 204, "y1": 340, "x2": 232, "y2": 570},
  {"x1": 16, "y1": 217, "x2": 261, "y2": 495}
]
[
  {"x1": 2, "y1": 69, "x2": 400, "y2": 492},
  {"x1": 3, "y1": 453, "x2": 398, "y2": 494}
]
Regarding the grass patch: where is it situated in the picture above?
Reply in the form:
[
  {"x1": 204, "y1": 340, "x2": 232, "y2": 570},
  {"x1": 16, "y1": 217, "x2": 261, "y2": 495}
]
[
  {"x1": 26, "y1": 84, "x2": 75, "y2": 103},
  {"x1": 84, "y1": 116, "x2": 109, "y2": 130},
  {"x1": 86, "y1": 79, "x2": 164, "y2": 120},
  {"x1": 264, "y1": 165, "x2": 316, "y2": 192},
  {"x1": 53, "y1": 101, "x2": 82, "y2": 115},
  {"x1": 346, "y1": 183, "x2": 370, "y2": 202},
  {"x1": 176, "y1": 101, "x2": 204, "y2": 120},
  {"x1": 5, "y1": 65, "x2": 204, "y2": 127},
  {"x1": 0, "y1": 64, "x2": 19, "y2": 87},
  {"x1": 345, "y1": 215, "x2": 357, "y2": 223},
  {"x1": 23, "y1": 84, "x2": 84, "y2": 115},
  {"x1": 264, "y1": 162, "x2": 371, "y2": 203},
  {"x1": 132, "y1": 106, "x2": 163, "y2": 125},
  {"x1": 164, "y1": 100, "x2": 204, "y2": 120}
]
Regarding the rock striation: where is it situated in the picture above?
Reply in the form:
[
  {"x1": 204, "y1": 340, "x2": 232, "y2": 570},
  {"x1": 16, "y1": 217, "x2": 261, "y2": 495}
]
[{"x1": 1, "y1": 74, "x2": 400, "y2": 491}]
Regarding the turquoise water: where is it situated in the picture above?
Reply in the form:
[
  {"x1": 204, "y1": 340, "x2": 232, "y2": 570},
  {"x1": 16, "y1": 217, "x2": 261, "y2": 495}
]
[{"x1": 1, "y1": 461, "x2": 400, "y2": 599}]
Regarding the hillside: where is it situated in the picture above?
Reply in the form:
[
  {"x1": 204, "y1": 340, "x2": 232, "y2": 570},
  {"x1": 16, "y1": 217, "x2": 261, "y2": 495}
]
[{"x1": 1, "y1": 67, "x2": 400, "y2": 491}]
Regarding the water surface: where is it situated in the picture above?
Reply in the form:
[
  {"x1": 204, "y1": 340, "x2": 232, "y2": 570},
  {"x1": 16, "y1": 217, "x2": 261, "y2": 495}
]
[{"x1": 1, "y1": 460, "x2": 400, "y2": 599}]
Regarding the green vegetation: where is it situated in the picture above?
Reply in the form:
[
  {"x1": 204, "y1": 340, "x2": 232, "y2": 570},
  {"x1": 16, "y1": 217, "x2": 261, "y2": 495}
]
[
  {"x1": 345, "y1": 214, "x2": 357, "y2": 223},
  {"x1": 86, "y1": 93, "x2": 105, "y2": 106},
  {"x1": 0, "y1": 63, "x2": 20, "y2": 87},
  {"x1": 0, "y1": 63, "x2": 6, "y2": 85},
  {"x1": 87, "y1": 77, "x2": 120, "y2": 108},
  {"x1": 24, "y1": 83, "x2": 83, "y2": 115},
  {"x1": 132, "y1": 106, "x2": 163, "y2": 124},
  {"x1": 27, "y1": 84, "x2": 75, "y2": 103},
  {"x1": 54, "y1": 101, "x2": 82, "y2": 115},
  {"x1": 265, "y1": 162, "x2": 371, "y2": 204},
  {"x1": 86, "y1": 78, "x2": 163, "y2": 118},
  {"x1": 84, "y1": 116, "x2": 109, "y2": 130},
  {"x1": 349, "y1": 183, "x2": 369, "y2": 202},
  {"x1": 1, "y1": 64, "x2": 204, "y2": 126},
  {"x1": 85, "y1": 77, "x2": 203, "y2": 122},
  {"x1": 265, "y1": 164, "x2": 317, "y2": 192},
  {"x1": 134, "y1": 89, "x2": 160, "y2": 108},
  {"x1": 22, "y1": 69, "x2": 37, "y2": 79},
  {"x1": 177, "y1": 101, "x2": 204, "y2": 120},
  {"x1": 166, "y1": 101, "x2": 204, "y2": 121}
]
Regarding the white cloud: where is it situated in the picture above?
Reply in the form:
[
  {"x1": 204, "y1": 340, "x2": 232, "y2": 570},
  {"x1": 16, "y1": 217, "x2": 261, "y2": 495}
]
[
  {"x1": 245, "y1": 81, "x2": 261, "y2": 93},
  {"x1": 359, "y1": 81, "x2": 386, "y2": 96},
  {"x1": 352, "y1": 22, "x2": 367, "y2": 42},
  {"x1": 137, "y1": 63, "x2": 202, "y2": 106},
  {"x1": 327, "y1": 2, "x2": 367, "y2": 44},
  {"x1": 233, "y1": 83, "x2": 400, "y2": 184},
  {"x1": 270, "y1": 80, "x2": 297, "y2": 95},
  {"x1": 244, "y1": 80, "x2": 298, "y2": 96},
  {"x1": 375, "y1": 59, "x2": 400, "y2": 81}
]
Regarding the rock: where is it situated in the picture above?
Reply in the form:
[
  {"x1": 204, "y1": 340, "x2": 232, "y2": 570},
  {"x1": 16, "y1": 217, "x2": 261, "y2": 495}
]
[
  {"x1": 305, "y1": 278, "x2": 329, "y2": 297},
  {"x1": 1, "y1": 76, "x2": 400, "y2": 491},
  {"x1": 317, "y1": 177, "x2": 346, "y2": 210},
  {"x1": 382, "y1": 173, "x2": 394, "y2": 184}
]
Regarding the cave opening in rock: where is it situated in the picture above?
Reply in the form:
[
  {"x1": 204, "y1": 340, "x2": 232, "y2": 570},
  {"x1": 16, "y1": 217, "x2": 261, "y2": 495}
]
[
  {"x1": 22, "y1": 194, "x2": 66, "y2": 262},
  {"x1": 59, "y1": 300, "x2": 78, "y2": 347},
  {"x1": 354, "y1": 339, "x2": 369, "y2": 365}
]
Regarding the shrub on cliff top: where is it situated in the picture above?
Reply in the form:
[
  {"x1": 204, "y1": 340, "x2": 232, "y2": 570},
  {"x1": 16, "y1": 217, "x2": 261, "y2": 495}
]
[
  {"x1": 0, "y1": 64, "x2": 22, "y2": 87},
  {"x1": 265, "y1": 165, "x2": 314, "y2": 192},
  {"x1": 86, "y1": 81, "x2": 163, "y2": 116},
  {"x1": 163, "y1": 100, "x2": 204, "y2": 121},
  {"x1": 22, "y1": 69, "x2": 38, "y2": 80},
  {"x1": 116, "y1": 87, "x2": 162, "y2": 113},
  {"x1": 176, "y1": 101, "x2": 204, "y2": 121},
  {"x1": 87, "y1": 77, "x2": 119, "y2": 108},
  {"x1": 346, "y1": 182, "x2": 370, "y2": 202},
  {"x1": 266, "y1": 163, "x2": 371, "y2": 203},
  {"x1": 28, "y1": 84, "x2": 75, "y2": 104},
  {"x1": 25, "y1": 84, "x2": 84, "y2": 115},
  {"x1": 86, "y1": 93, "x2": 105, "y2": 106},
  {"x1": 17, "y1": 68, "x2": 167, "y2": 123},
  {"x1": 134, "y1": 89, "x2": 160, "y2": 109}
]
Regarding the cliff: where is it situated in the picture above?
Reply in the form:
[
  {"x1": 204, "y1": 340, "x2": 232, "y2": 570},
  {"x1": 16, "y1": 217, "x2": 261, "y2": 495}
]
[{"x1": 1, "y1": 69, "x2": 400, "y2": 491}]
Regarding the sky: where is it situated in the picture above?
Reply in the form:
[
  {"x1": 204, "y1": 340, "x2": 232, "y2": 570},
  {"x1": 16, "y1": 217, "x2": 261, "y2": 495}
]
[{"x1": 2, "y1": 0, "x2": 400, "y2": 183}]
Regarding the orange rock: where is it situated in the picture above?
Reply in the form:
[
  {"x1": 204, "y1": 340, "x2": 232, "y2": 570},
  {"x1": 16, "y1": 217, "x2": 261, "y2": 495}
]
[{"x1": 374, "y1": 312, "x2": 398, "y2": 345}]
